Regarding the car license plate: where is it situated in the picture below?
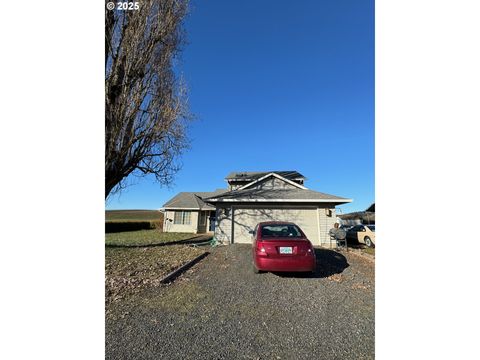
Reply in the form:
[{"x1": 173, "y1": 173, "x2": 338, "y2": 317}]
[{"x1": 279, "y1": 247, "x2": 293, "y2": 254}]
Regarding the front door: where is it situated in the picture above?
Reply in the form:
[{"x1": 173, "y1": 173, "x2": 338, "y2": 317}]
[{"x1": 208, "y1": 211, "x2": 216, "y2": 231}]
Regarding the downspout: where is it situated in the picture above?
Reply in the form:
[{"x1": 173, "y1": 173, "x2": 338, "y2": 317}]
[
  {"x1": 231, "y1": 205, "x2": 234, "y2": 244},
  {"x1": 316, "y1": 207, "x2": 321, "y2": 247}
]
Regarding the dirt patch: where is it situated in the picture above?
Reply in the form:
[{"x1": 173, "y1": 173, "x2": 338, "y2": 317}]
[{"x1": 105, "y1": 245, "x2": 205, "y2": 306}]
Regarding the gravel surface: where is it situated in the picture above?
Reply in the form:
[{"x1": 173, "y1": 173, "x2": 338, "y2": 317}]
[{"x1": 106, "y1": 244, "x2": 374, "y2": 360}]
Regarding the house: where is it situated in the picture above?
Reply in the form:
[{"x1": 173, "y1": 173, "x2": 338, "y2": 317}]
[
  {"x1": 338, "y1": 202, "x2": 375, "y2": 225},
  {"x1": 161, "y1": 171, "x2": 352, "y2": 247},
  {"x1": 161, "y1": 189, "x2": 227, "y2": 233}
]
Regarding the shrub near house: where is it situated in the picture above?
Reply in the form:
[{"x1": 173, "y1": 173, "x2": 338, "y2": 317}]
[{"x1": 105, "y1": 210, "x2": 164, "y2": 233}]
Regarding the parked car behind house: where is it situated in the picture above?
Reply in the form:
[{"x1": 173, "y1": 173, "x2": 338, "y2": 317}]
[
  {"x1": 347, "y1": 224, "x2": 375, "y2": 247},
  {"x1": 250, "y1": 221, "x2": 316, "y2": 274}
]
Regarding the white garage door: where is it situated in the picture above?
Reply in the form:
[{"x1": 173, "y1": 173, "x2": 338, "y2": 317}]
[{"x1": 232, "y1": 207, "x2": 320, "y2": 245}]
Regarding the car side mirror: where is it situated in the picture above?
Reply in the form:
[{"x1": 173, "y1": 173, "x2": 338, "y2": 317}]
[{"x1": 248, "y1": 230, "x2": 254, "y2": 235}]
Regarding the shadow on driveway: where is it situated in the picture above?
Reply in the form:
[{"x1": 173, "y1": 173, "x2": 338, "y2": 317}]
[{"x1": 272, "y1": 247, "x2": 349, "y2": 279}]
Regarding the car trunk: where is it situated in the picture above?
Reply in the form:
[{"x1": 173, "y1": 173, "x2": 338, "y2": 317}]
[{"x1": 258, "y1": 238, "x2": 312, "y2": 258}]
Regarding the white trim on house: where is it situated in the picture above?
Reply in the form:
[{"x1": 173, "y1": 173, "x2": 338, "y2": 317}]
[
  {"x1": 236, "y1": 172, "x2": 308, "y2": 191},
  {"x1": 161, "y1": 207, "x2": 199, "y2": 210},
  {"x1": 161, "y1": 207, "x2": 214, "y2": 210},
  {"x1": 206, "y1": 198, "x2": 353, "y2": 203}
]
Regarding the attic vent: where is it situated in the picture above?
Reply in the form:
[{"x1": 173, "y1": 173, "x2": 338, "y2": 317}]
[{"x1": 237, "y1": 173, "x2": 247, "y2": 177}]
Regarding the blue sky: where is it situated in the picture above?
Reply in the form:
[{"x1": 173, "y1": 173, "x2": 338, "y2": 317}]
[{"x1": 106, "y1": 0, "x2": 374, "y2": 214}]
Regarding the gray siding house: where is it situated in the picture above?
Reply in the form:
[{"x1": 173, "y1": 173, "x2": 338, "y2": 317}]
[
  {"x1": 161, "y1": 189, "x2": 227, "y2": 234},
  {"x1": 161, "y1": 171, "x2": 352, "y2": 247}
]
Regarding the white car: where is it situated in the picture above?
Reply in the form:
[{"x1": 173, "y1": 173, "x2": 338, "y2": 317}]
[{"x1": 347, "y1": 224, "x2": 375, "y2": 247}]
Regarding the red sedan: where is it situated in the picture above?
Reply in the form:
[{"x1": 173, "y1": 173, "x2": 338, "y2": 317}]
[{"x1": 251, "y1": 221, "x2": 316, "y2": 274}]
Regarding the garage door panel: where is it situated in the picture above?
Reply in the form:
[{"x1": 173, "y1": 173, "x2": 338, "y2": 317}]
[{"x1": 233, "y1": 208, "x2": 319, "y2": 245}]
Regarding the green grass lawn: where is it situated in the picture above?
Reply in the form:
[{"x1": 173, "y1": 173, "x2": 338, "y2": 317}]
[
  {"x1": 105, "y1": 209, "x2": 163, "y2": 221},
  {"x1": 106, "y1": 245, "x2": 205, "y2": 305},
  {"x1": 105, "y1": 230, "x2": 196, "y2": 247}
]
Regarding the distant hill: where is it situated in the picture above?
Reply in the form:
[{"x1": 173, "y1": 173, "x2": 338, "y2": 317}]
[{"x1": 105, "y1": 210, "x2": 163, "y2": 222}]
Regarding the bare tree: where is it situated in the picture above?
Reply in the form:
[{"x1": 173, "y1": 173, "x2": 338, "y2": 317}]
[{"x1": 105, "y1": 0, "x2": 191, "y2": 199}]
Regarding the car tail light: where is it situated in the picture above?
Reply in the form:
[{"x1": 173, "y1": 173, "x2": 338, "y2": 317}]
[
  {"x1": 306, "y1": 243, "x2": 314, "y2": 256},
  {"x1": 256, "y1": 242, "x2": 268, "y2": 256}
]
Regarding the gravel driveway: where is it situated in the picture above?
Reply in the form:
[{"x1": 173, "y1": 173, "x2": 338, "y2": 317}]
[{"x1": 106, "y1": 244, "x2": 374, "y2": 360}]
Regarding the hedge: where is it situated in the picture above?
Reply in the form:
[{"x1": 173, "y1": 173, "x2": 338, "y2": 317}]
[{"x1": 105, "y1": 220, "x2": 163, "y2": 233}]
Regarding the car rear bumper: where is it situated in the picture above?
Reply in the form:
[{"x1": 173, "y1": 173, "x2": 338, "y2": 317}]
[{"x1": 255, "y1": 255, "x2": 316, "y2": 272}]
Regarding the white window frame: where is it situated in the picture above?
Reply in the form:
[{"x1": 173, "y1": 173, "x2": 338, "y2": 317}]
[{"x1": 174, "y1": 211, "x2": 191, "y2": 225}]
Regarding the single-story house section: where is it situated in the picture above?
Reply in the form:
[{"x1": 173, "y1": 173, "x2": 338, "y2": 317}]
[
  {"x1": 338, "y1": 202, "x2": 375, "y2": 225},
  {"x1": 161, "y1": 171, "x2": 352, "y2": 247},
  {"x1": 161, "y1": 189, "x2": 227, "y2": 233}
]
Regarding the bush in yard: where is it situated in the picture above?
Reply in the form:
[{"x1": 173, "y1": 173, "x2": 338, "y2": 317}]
[
  {"x1": 151, "y1": 220, "x2": 163, "y2": 231},
  {"x1": 106, "y1": 221, "x2": 162, "y2": 233}
]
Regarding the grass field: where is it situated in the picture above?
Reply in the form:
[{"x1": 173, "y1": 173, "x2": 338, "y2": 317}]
[
  {"x1": 105, "y1": 210, "x2": 163, "y2": 221},
  {"x1": 105, "y1": 230, "x2": 196, "y2": 247}
]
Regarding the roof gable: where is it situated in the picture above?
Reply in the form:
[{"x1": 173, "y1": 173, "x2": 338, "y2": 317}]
[
  {"x1": 225, "y1": 171, "x2": 305, "y2": 181},
  {"x1": 237, "y1": 172, "x2": 307, "y2": 191}
]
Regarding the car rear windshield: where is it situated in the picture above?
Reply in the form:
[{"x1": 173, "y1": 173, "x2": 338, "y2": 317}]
[
  {"x1": 260, "y1": 224, "x2": 303, "y2": 239},
  {"x1": 367, "y1": 225, "x2": 375, "y2": 231}
]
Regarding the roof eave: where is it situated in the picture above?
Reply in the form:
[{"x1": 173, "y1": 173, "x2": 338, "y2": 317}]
[
  {"x1": 162, "y1": 207, "x2": 202, "y2": 210},
  {"x1": 205, "y1": 198, "x2": 353, "y2": 204},
  {"x1": 162, "y1": 205, "x2": 216, "y2": 210}
]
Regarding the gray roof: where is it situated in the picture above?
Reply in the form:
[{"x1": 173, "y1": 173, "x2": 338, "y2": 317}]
[
  {"x1": 204, "y1": 187, "x2": 351, "y2": 204},
  {"x1": 225, "y1": 171, "x2": 305, "y2": 181},
  {"x1": 163, "y1": 189, "x2": 227, "y2": 210}
]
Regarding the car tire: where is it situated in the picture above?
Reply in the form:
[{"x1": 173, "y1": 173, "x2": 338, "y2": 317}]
[{"x1": 364, "y1": 236, "x2": 374, "y2": 248}]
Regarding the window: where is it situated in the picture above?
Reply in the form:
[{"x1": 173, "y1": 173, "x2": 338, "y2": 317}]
[
  {"x1": 260, "y1": 224, "x2": 303, "y2": 238},
  {"x1": 174, "y1": 211, "x2": 191, "y2": 225}
]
